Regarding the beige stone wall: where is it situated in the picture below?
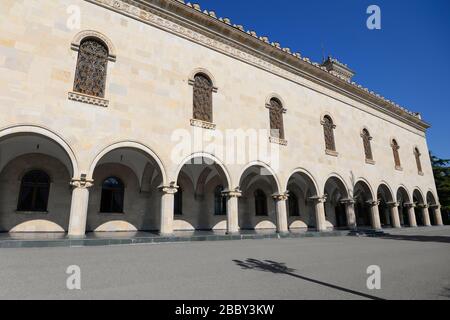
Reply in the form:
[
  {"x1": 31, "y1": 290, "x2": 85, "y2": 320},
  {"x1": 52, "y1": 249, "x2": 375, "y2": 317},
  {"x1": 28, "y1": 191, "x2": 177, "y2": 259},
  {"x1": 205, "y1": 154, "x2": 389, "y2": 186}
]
[{"x1": 0, "y1": 0, "x2": 440, "y2": 232}]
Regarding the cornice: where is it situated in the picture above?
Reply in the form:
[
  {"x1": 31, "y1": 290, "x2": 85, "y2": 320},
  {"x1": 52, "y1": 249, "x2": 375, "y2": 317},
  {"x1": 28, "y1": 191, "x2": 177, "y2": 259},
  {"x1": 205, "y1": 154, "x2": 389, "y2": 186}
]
[{"x1": 86, "y1": 0, "x2": 430, "y2": 132}]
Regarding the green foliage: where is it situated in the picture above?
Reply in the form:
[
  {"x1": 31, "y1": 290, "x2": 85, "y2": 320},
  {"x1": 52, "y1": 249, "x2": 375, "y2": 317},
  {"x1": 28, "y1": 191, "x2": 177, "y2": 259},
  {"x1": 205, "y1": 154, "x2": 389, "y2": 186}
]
[{"x1": 430, "y1": 153, "x2": 450, "y2": 220}]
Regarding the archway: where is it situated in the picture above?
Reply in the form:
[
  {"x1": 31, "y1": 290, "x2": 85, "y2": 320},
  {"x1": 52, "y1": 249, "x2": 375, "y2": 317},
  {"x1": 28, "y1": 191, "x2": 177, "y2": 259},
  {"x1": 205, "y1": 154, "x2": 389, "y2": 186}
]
[
  {"x1": 413, "y1": 189, "x2": 425, "y2": 226},
  {"x1": 353, "y1": 180, "x2": 373, "y2": 228},
  {"x1": 0, "y1": 130, "x2": 76, "y2": 232},
  {"x1": 286, "y1": 171, "x2": 318, "y2": 230},
  {"x1": 175, "y1": 155, "x2": 230, "y2": 231},
  {"x1": 377, "y1": 184, "x2": 394, "y2": 228},
  {"x1": 239, "y1": 163, "x2": 280, "y2": 230},
  {"x1": 87, "y1": 145, "x2": 165, "y2": 232},
  {"x1": 324, "y1": 176, "x2": 349, "y2": 229},
  {"x1": 397, "y1": 187, "x2": 411, "y2": 226},
  {"x1": 426, "y1": 191, "x2": 439, "y2": 226}
]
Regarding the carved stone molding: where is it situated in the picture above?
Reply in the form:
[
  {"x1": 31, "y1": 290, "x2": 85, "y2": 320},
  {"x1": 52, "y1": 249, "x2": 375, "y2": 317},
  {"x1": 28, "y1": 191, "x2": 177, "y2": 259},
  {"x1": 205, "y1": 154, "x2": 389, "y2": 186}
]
[
  {"x1": 272, "y1": 193, "x2": 289, "y2": 201},
  {"x1": 159, "y1": 184, "x2": 179, "y2": 195},
  {"x1": 71, "y1": 29, "x2": 117, "y2": 62},
  {"x1": 190, "y1": 119, "x2": 216, "y2": 130},
  {"x1": 222, "y1": 188, "x2": 242, "y2": 198},
  {"x1": 70, "y1": 178, "x2": 94, "y2": 189},
  {"x1": 68, "y1": 91, "x2": 109, "y2": 107},
  {"x1": 309, "y1": 195, "x2": 327, "y2": 203}
]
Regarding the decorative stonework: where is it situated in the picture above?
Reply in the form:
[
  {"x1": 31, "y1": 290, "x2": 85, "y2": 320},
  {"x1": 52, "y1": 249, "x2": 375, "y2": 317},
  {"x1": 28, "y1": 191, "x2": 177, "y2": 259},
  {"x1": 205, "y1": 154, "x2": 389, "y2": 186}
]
[
  {"x1": 190, "y1": 119, "x2": 216, "y2": 130},
  {"x1": 68, "y1": 91, "x2": 109, "y2": 107},
  {"x1": 159, "y1": 184, "x2": 179, "y2": 195},
  {"x1": 309, "y1": 195, "x2": 327, "y2": 203},
  {"x1": 269, "y1": 136, "x2": 288, "y2": 146},
  {"x1": 86, "y1": 0, "x2": 429, "y2": 131},
  {"x1": 70, "y1": 177, "x2": 94, "y2": 189},
  {"x1": 71, "y1": 30, "x2": 117, "y2": 62},
  {"x1": 222, "y1": 188, "x2": 242, "y2": 198},
  {"x1": 272, "y1": 193, "x2": 289, "y2": 201}
]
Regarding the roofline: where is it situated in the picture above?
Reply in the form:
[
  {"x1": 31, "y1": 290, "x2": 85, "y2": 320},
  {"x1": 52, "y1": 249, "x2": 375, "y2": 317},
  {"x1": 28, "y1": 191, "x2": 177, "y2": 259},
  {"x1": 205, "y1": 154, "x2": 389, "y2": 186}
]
[{"x1": 87, "y1": 0, "x2": 431, "y2": 132}]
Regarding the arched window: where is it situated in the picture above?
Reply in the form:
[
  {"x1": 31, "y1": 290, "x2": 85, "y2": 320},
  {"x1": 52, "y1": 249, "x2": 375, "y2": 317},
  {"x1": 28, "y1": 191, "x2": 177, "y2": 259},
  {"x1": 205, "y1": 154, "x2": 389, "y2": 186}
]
[
  {"x1": 288, "y1": 192, "x2": 300, "y2": 217},
  {"x1": 100, "y1": 177, "x2": 124, "y2": 213},
  {"x1": 214, "y1": 185, "x2": 227, "y2": 216},
  {"x1": 269, "y1": 98, "x2": 285, "y2": 140},
  {"x1": 361, "y1": 129, "x2": 373, "y2": 161},
  {"x1": 17, "y1": 170, "x2": 50, "y2": 212},
  {"x1": 322, "y1": 115, "x2": 336, "y2": 152},
  {"x1": 254, "y1": 189, "x2": 268, "y2": 216},
  {"x1": 73, "y1": 38, "x2": 109, "y2": 98},
  {"x1": 193, "y1": 73, "x2": 213, "y2": 123},
  {"x1": 414, "y1": 148, "x2": 423, "y2": 174},
  {"x1": 391, "y1": 139, "x2": 401, "y2": 169},
  {"x1": 174, "y1": 187, "x2": 183, "y2": 216}
]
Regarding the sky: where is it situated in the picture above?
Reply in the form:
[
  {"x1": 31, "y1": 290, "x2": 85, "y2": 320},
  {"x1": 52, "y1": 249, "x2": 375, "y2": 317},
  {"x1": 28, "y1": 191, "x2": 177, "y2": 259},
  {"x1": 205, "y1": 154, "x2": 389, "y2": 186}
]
[{"x1": 197, "y1": 0, "x2": 450, "y2": 159}]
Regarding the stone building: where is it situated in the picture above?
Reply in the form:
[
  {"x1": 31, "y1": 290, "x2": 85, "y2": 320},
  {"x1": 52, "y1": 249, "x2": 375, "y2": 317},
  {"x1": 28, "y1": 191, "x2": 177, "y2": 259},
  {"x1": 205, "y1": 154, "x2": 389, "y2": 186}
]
[{"x1": 0, "y1": 0, "x2": 443, "y2": 236}]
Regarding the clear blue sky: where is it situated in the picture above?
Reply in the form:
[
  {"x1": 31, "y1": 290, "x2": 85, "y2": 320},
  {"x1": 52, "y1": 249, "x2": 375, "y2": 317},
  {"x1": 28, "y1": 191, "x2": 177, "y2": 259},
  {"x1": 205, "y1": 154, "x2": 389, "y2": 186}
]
[{"x1": 198, "y1": 0, "x2": 450, "y2": 159}]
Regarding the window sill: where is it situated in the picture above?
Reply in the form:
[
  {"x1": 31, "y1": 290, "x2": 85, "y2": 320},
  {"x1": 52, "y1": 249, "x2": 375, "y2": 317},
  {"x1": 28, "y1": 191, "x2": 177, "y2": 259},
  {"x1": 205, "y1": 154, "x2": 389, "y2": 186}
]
[
  {"x1": 68, "y1": 91, "x2": 109, "y2": 107},
  {"x1": 16, "y1": 211, "x2": 48, "y2": 215},
  {"x1": 325, "y1": 149, "x2": 339, "y2": 157},
  {"x1": 365, "y1": 159, "x2": 376, "y2": 165},
  {"x1": 395, "y1": 166, "x2": 403, "y2": 172},
  {"x1": 418, "y1": 171, "x2": 424, "y2": 176},
  {"x1": 269, "y1": 136, "x2": 288, "y2": 146},
  {"x1": 190, "y1": 119, "x2": 216, "y2": 130}
]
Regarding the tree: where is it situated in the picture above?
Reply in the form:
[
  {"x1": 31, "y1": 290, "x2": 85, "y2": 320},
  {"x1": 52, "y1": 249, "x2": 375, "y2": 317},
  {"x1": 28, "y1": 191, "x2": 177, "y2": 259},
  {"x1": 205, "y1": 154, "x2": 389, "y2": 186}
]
[{"x1": 430, "y1": 152, "x2": 450, "y2": 224}]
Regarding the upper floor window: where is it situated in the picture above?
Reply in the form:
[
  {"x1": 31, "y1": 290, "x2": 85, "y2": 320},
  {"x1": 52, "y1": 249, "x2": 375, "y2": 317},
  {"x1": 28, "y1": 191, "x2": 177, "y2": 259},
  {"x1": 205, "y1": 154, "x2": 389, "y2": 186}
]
[
  {"x1": 254, "y1": 189, "x2": 268, "y2": 216},
  {"x1": 17, "y1": 170, "x2": 50, "y2": 212},
  {"x1": 321, "y1": 115, "x2": 337, "y2": 153},
  {"x1": 193, "y1": 73, "x2": 214, "y2": 123},
  {"x1": 414, "y1": 147, "x2": 423, "y2": 175},
  {"x1": 214, "y1": 185, "x2": 227, "y2": 216},
  {"x1": 74, "y1": 38, "x2": 109, "y2": 98},
  {"x1": 100, "y1": 177, "x2": 124, "y2": 213},
  {"x1": 268, "y1": 98, "x2": 285, "y2": 140},
  {"x1": 391, "y1": 139, "x2": 402, "y2": 169},
  {"x1": 361, "y1": 129, "x2": 374, "y2": 162}
]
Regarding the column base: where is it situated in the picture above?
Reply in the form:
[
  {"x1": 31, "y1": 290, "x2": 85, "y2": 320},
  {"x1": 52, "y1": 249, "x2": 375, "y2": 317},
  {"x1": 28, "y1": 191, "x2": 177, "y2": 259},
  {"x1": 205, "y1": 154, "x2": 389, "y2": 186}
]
[{"x1": 159, "y1": 232, "x2": 175, "y2": 237}]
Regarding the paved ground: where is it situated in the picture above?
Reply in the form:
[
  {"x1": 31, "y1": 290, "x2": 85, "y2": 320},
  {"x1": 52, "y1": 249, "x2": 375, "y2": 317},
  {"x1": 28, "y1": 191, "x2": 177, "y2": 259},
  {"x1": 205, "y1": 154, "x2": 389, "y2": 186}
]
[{"x1": 0, "y1": 227, "x2": 449, "y2": 300}]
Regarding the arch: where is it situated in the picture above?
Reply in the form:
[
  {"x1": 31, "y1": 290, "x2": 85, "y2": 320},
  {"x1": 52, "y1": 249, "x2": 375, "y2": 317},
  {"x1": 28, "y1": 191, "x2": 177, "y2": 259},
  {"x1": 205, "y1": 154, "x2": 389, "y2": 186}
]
[
  {"x1": 354, "y1": 178, "x2": 375, "y2": 200},
  {"x1": 88, "y1": 141, "x2": 167, "y2": 184},
  {"x1": 71, "y1": 30, "x2": 116, "y2": 61},
  {"x1": 189, "y1": 68, "x2": 218, "y2": 89},
  {"x1": 265, "y1": 93, "x2": 287, "y2": 109},
  {"x1": 396, "y1": 185, "x2": 411, "y2": 203},
  {"x1": 323, "y1": 173, "x2": 350, "y2": 197},
  {"x1": 174, "y1": 152, "x2": 232, "y2": 189},
  {"x1": 239, "y1": 161, "x2": 281, "y2": 194},
  {"x1": 426, "y1": 191, "x2": 438, "y2": 206},
  {"x1": 413, "y1": 188, "x2": 425, "y2": 204},
  {"x1": 0, "y1": 125, "x2": 79, "y2": 178},
  {"x1": 377, "y1": 182, "x2": 394, "y2": 202},
  {"x1": 286, "y1": 168, "x2": 320, "y2": 194}
]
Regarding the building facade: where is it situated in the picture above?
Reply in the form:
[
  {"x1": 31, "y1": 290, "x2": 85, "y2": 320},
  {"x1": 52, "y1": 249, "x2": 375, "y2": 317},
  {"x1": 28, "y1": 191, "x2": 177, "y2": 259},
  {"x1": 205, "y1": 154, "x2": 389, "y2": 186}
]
[{"x1": 0, "y1": 0, "x2": 443, "y2": 236}]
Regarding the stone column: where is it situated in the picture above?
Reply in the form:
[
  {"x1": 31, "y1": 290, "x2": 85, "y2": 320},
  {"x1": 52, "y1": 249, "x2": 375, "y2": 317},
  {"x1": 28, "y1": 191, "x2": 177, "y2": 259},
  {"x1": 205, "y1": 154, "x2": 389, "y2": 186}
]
[
  {"x1": 431, "y1": 205, "x2": 444, "y2": 226},
  {"x1": 273, "y1": 193, "x2": 289, "y2": 234},
  {"x1": 341, "y1": 199, "x2": 357, "y2": 229},
  {"x1": 420, "y1": 204, "x2": 432, "y2": 227},
  {"x1": 367, "y1": 200, "x2": 382, "y2": 230},
  {"x1": 310, "y1": 195, "x2": 327, "y2": 232},
  {"x1": 223, "y1": 189, "x2": 242, "y2": 234},
  {"x1": 159, "y1": 185, "x2": 178, "y2": 236},
  {"x1": 404, "y1": 203, "x2": 417, "y2": 227},
  {"x1": 387, "y1": 202, "x2": 401, "y2": 229},
  {"x1": 68, "y1": 178, "x2": 93, "y2": 237}
]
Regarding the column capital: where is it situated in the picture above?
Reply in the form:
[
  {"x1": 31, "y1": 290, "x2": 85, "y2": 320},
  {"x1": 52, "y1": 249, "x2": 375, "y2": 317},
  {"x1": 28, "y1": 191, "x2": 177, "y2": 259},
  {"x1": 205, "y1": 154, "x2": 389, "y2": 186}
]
[
  {"x1": 404, "y1": 202, "x2": 416, "y2": 208},
  {"x1": 429, "y1": 204, "x2": 440, "y2": 209},
  {"x1": 70, "y1": 176, "x2": 94, "y2": 189},
  {"x1": 340, "y1": 198, "x2": 356, "y2": 205},
  {"x1": 417, "y1": 204, "x2": 429, "y2": 209},
  {"x1": 387, "y1": 201, "x2": 399, "y2": 208},
  {"x1": 158, "y1": 183, "x2": 179, "y2": 194},
  {"x1": 309, "y1": 195, "x2": 327, "y2": 203},
  {"x1": 223, "y1": 188, "x2": 242, "y2": 198},
  {"x1": 272, "y1": 192, "x2": 289, "y2": 201},
  {"x1": 366, "y1": 200, "x2": 380, "y2": 207}
]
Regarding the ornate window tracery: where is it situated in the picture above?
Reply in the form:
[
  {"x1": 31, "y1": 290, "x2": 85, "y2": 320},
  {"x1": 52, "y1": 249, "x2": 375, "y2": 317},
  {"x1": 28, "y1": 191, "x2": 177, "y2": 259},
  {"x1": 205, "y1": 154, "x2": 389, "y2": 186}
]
[
  {"x1": 269, "y1": 98, "x2": 285, "y2": 140},
  {"x1": 322, "y1": 115, "x2": 336, "y2": 152},
  {"x1": 73, "y1": 38, "x2": 109, "y2": 98},
  {"x1": 391, "y1": 139, "x2": 402, "y2": 169},
  {"x1": 361, "y1": 129, "x2": 373, "y2": 161},
  {"x1": 414, "y1": 147, "x2": 423, "y2": 174},
  {"x1": 193, "y1": 73, "x2": 214, "y2": 123}
]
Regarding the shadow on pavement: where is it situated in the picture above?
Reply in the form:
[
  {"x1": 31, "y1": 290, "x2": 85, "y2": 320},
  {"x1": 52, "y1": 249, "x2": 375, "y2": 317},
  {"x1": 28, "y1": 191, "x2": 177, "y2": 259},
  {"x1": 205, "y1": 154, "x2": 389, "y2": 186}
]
[
  {"x1": 233, "y1": 258, "x2": 385, "y2": 300},
  {"x1": 377, "y1": 234, "x2": 450, "y2": 244}
]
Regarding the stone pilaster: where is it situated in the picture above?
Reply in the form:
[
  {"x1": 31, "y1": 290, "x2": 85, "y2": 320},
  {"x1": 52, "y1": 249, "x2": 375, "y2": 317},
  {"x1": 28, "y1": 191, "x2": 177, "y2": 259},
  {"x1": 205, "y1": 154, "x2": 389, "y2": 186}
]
[
  {"x1": 367, "y1": 200, "x2": 382, "y2": 230},
  {"x1": 419, "y1": 204, "x2": 431, "y2": 227},
  {"x1": 272, "y1": 193, "x2": 289, "y2": 234},
  {"x1": 387, "y1": 202, "x2": 401, "y2": 229},
  {"x1": 223, "y1": 189, "x2": 242, "y2": 234},
  {"x1": 159, "y1": 184, "x2": 178, "y2": 236},
  {"x1": 404, "y1": 203, "x2": 417, "y2": 227},
  {"x1": 341, "y1": 198, "x2": 357, "y2": 229},
  {"x1": 68, "y1": 177, "x2": 94, "y2": 237},
  {"x1": 310, "y1": 195, "x2": 328, "y2": 232}
]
